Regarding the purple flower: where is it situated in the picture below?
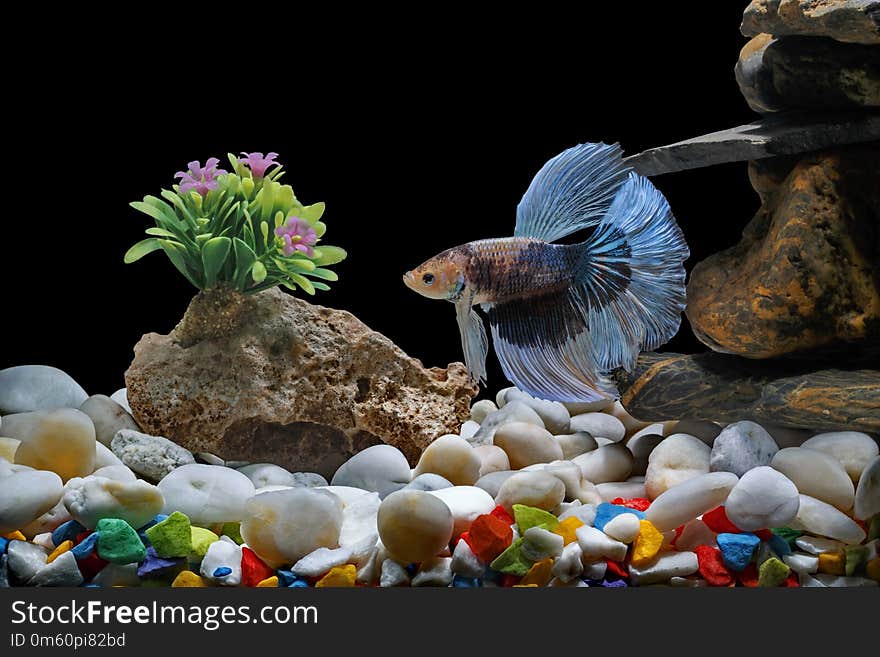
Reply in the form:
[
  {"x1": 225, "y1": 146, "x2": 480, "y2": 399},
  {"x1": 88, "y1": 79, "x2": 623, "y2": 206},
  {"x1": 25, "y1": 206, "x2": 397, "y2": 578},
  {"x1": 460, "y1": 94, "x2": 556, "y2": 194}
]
[
  {"x1": 274, "y1": 216, "x2": 317, "y2": 257},
  {"x1": 174, "y1": 158, "x2": 227, "y2": 196},
  {"x1": 239, "y1": 151, "x2": 279, "y2": 178}
]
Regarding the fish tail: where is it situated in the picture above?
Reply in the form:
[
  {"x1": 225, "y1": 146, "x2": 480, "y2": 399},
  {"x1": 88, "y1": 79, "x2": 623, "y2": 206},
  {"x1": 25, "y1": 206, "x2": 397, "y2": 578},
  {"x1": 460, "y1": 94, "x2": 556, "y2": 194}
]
[{"x1": 486, "y1": 172, "x2": 689, "y2": 402}]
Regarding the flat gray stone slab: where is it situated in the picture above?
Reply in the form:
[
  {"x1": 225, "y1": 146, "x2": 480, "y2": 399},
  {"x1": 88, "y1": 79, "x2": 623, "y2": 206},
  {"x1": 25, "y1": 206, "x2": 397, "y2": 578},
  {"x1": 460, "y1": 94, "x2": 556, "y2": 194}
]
[{"x1": 624, "y1": 112, "x2": 880, "y2": 176}]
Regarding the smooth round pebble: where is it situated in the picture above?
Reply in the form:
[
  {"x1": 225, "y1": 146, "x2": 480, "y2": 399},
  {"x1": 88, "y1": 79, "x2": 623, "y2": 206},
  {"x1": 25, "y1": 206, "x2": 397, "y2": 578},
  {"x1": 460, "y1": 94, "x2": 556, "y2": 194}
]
[
  {"x1": 0, "y1": 365, "x2": 88, "y2": 414},
  {"x1": 854, "y1": 455, "x2": 879, "y2": 521},
  {"x1": 63, "y1": 475, "x2": 164, "y2": 529},
  {"x1": 7, "y1": 409, "x2": 96, "y2": 482},
  {"x1": 645, "y1": 471, "x2": 739, "y2": 531},
  {"x1": 237, "y1": 463, "x2": 297, "y2": 489},
  {"x1": 645, "y1": 433, "x2": 711, "y2": 499},
  {"x1": 544, "y1": 461, "x2": 602, "y2": 504},
  {"x1": 672, "y1": 420, "x2": 722, "y2": 444},
  {"x1": 378, "y1": 490, "x2": 454, "y2": 563},
  {"x1": 505, "y1": 389, "x2": 571, "y2": 434},
  {"x1": 493, "y1": 422, "x2": 563, "y2": 469},
  {"x1": 241, "y1": 487, "x2": 344, "y2": 567},
  {"x1": 459, "y1": 420, "x2": 481, "y2": 440},
  {"x1": 21, "y1": 498, "x2": 71, "y2": 537},
  {"x1": 79, "y1": 395, "x2": 140, "y2": 447},
  {"x1": 109, "y1": 389, "x2": 132, "y2": 414},
  {"x1": 157, "y1": 464, "x2": 255, "y2": 524},
  {"x1": 94, "y1": 442, "x2": 124, "y2": 469},
  {"x1": 0, "y1": 437, "x2": 20, "y2": 462},
  {"x1": 792, "y1": 494, "x2": 866, "y2": 545},
  {"x1": 403, "y1": 473, "x2": 454, "y2": 492},
  {"x1": 474, "y1": 471, "x2": 517, "y2": 498},
  {"x1": 771, "y1": 447, "x2": 854, "y2": 511},
  {"x1": 315, "y1": 485, "x2": 371, "y2": 506},
  {"x1": 494, "y1": 471, "x2": 565, "y2": 513},
  {"x1": 428, "y1": 486, "x2": 495, "y2": 536},
  {"x1": 555, "y1": 432, "x2": 598, "y2": 460},
  {"x1": 572, "y1": 444, "x2": 633, "y2": 484},
  {"x1": 330, "y1": 445, "x2": 411, "y2": 497},
  {"x1": 569, "y1": 412, "x2": 625, "y2": 442},
  {"x1": 91, "y1": 465, "x2": 137, "y2": 482},
  {"x1": 603, "y1": 512, "x2": 641, "y2": 543},
  {"x1": 0, "y1": 470, "x2": 64, "y2": 533},
  {"x1": 595, "y1": 481, "x2": 646, "y2": 502},
  {"x1": 801, "y1": 432, "x2": 879, "y2": 484},
  {"x1": 625, "y1": 431, "x2": 664, "y2": 476},
  {"x1": 468, "y1": 401, "x2": 545, "y2": 446},
  {"x1": 473, "y1": 445, "x2": 510, "y2": 476},
  {"x1": 290, "y1": 472, "x2": 328, "y2": 488},
  {"x1": 724, "y1": 466, "x2": 799, "y2": 531},
  {"x1": 414, "y1": 435, "x2": 481, "y2": 486},
  {"x1": 470, "y1": 399, "x2": 498, "y2": 424},
  {"x1": 710, "y1": 421, "x2": 779, "y2": 476}
]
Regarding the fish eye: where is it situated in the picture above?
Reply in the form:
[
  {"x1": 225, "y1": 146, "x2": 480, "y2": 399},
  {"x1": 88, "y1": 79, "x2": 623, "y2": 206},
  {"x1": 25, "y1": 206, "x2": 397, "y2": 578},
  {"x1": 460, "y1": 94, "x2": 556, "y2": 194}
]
[{"x1": 422, "y1": 273, "x2": 435, "y2": 285}]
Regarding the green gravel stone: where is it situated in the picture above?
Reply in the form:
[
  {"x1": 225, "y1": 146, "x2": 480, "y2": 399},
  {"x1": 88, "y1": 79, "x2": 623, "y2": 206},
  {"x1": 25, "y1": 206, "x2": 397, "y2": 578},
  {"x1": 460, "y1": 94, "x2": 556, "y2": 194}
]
[
  {"x1": 513, "y1": 505, "x2": 559, "y2": 534},
  {"x1": 222, "y1": 522, "x2": 244, "y2": 545},
  {"x1": 490, "y1": 538, "x2": 531, "y2": 576},
  {"x1": 189, "y1": 526, "x2": 219, "y2": 562},
  {"x1": 770, "y1": 527, "x2": 802, "y2": 547},
  {"x1": 758, "y1": 556, "x2": 790, "y2": 587},
  {"x1": 845, "y1": 545, "x2": 868, "y2": 576},
  {"x1": 96, "y1": 519, "x2": 147, "y2": 565},
  {"x1": 145, "y1": 511, "x2": 192, "y2": 558}
]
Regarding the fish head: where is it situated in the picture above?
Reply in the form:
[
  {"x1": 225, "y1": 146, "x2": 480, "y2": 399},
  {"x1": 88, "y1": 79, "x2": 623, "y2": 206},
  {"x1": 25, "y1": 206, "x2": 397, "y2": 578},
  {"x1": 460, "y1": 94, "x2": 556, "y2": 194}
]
[{"x1": 403, "y1": 249, "x2": 467, "y2": 300}]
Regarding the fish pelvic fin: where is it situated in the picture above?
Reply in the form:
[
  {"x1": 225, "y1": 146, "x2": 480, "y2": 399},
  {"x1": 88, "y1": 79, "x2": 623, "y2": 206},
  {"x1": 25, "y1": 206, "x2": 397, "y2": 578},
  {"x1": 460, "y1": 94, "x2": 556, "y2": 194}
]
[
  {"x1": 514, "y1": 142, "x2": 629, "y2": 243},
  {"x1": 485, "y1": 171, "x2": 688, "y2": 402},
  {"x1": 455, "y1": 297, "x2": 488, "y2": 386}
]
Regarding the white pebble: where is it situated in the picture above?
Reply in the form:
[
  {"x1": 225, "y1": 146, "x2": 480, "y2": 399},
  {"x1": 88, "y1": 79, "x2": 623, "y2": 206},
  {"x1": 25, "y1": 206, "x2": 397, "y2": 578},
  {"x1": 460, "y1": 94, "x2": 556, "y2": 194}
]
[
  {"x1": 854, "y1": 455, "x2": 879, "y2": 521},
  {"x1": 331, "y1": 444, "x2": 411, "y2": 498},
  {"x1": 470, "y1": 399, "x2": 498, "y2": 424},
  {"x1": 5, "y1": 409, "x2": 96, "y2": 482},
  {"x1": 451, "y1": 539, "x2": 484, "y2": 578},
  {"x1": 801, "y1": 432, "x2": 879, "y2": 484},
  {"x1": 380, "y1": 559, "x2": 410, "y2": 587},
  {"x1": 569, "y1": 412, "x2": 625, "y2": 442},
  {"x1": 469, "y1": 401, "x2": 545, "y2": 446},
  {"x1": 710, "y1": 420, "x2": 779, "y2": 476},
  {"x1": 783, "y1": 553, "x2": 818, "y2": 574},
  {"x1": 493, "y1": 422, "x2": 563, "y2": 469},
  {"x1": 292, "y1": 546, "x2": 353, "y2": 577},
  {"x1": 521, "y1": 526, "x2": 564, "y2": 561},
  {"x1": 411, "y1": 557, "x2": 453, "y2": 587},
  {"x1": 791, "y1": 494, "x2": 865, "y2": 544},
  {"x1": 724, "y1": 466, "x2": 800, "y2": 531},
  {"x1": 473, "y1": 445, "x2": 510, "y2": 477},
  {"x1": 63, "y1": 475, "x2": 164, "y2": 530},
  {"x1": 771, "y1": 447, "x2": 854, "y2": 512},
  {"x1": 0, "y1": 470, "x2": 64, "y2": 534},
  {"x1": 158, "y1": 464, "x2": 255, "y2": 524},
  {"x1": 645, "y1": 433, "x2": 711, "y2": 499},
  {"x1": 645, "y1": 471, "x2": 739, "y2": 531},
  {"x1": 674, "y1": 519, "x2": 717, "y2": 552},
  {"x1": 200, "y1": 536, "x2": 242, "y2": 585},
  {"x1": 79, "y1": 395, "x2": 139, "y2": 447},
  {"x1": 551, "y1": 542, "x2": 584, "y2": 583},
  {"x1": 237, "y1": 463, "x2": 297, "y2": 489},
  {"x1": 583, "y1": 559, "x2": 608, "y2": 581},
  {"x1": 602, "y1": 513, "x2": 641, "y2": 543},
  {"x1": 794, "y1": 535, "x2": 845, "y2": 555},
  {"x1": 543, "y1": 461, "x2": 602, "y2": 504},
  {"x1": 596, "y1": 481, "x2": 646, "y2": 502},
  {"x1": 494, "y1": 471, "x2": 565, "y2": 513},
  {"x1": 414, "y1": 435, "x2": 481, "y2": 486},
  {"x1": 428, "y1": 486, "x2": 495, "y2": 536},
  {"x1": 377, "y1": 490, "x2": 454, "y2": 563},
  {"x1": 0, "y1": 365, "x2": 87, "y2": 414},
  {"x1": 459, "y1": 420, "x2": 481, "y2": 440},
  {"x1": 558, "y1": 503, "x2": 597, "y2": 527},
  {"x1": 555, "y1": 432, "x2": 598, "y2": 460},
  {"x1": 576, "y1": 524, "x2": 627, "y2": 561},
  {"x1": 572, "y1": 444, "x2": 633, "y2": 484},
  {"x1": 504, "y1": 389, "x2": 571, "y2": 434},
  {"x1": 109, "y1": 388, "x2": 132, "y2": 414},
  {"x1": 403, "y1": 473, "x2": 453, "y2": 493},
  {"x1": 628, "y1": 550, "x2": 698, "y2": 585}
]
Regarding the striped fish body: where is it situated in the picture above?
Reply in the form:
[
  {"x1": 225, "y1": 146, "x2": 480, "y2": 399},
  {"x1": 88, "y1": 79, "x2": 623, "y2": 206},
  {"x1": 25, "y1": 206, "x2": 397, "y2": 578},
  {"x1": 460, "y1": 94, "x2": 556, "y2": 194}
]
[{"x1": 458, "y1": 237, "x2": 581, "y2": 305}]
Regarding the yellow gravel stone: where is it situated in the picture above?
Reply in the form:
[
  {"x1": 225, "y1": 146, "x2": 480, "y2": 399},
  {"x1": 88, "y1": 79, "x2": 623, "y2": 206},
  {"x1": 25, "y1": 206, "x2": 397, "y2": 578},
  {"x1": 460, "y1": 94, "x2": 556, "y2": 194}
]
[
  {"x1": 172, "y1": 571, "x2": 209, "y2": 587},
  {"x1": 818, "y1": 552, "x2": 845, "y2": 576},
  {"x1": 47, "y1": 540, "x2": 73, "y2": 563},
  {"x1": 520, "y1": 558, "x2": 554, "y2": 587},
  {"x1": 315, "y1": 564, "x2": 357, "y2": 587},
  {"x1": 631, "y1": 520, "x2": 663, "y2": 566},
  {"x1": 552, "y1": 517, "x2": 584, "y2": 546}
]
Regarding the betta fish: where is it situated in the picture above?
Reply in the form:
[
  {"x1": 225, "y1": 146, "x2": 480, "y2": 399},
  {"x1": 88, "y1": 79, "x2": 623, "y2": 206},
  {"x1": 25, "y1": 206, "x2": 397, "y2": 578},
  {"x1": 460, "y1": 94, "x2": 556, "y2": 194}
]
[{"x1": 403, "y1": 142, "x2": 689, "y2": 402}]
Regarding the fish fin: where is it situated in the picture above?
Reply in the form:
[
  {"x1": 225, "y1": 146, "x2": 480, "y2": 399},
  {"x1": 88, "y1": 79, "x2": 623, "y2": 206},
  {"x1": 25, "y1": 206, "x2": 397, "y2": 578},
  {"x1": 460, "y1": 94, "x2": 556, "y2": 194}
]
[
  {"x1": 455, "y1": 299, "x2": 488, "y2": 386},
  {"x1": 577, "y1": 171, "x2": 689, "y2": 372},
  {"x1": 486, "y1": 172, "x2": 688, "y2": 402},
  {"x1": 514, "y1": 142, "x2": 630, "y2": 243},
  {"x1": 484, "y1": 291, "x2": 613, "y2": 402}
]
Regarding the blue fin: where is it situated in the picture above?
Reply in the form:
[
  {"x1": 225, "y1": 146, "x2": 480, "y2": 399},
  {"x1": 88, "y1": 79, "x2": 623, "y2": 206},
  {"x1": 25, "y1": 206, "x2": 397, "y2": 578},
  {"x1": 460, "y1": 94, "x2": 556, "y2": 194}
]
[
  {"x1": 486, "y1": 172, "x2": 688, "y2": 402},
  {"x1": 456, "y1": 298, "x2": 488, "y2": 385},
  {"x1": 514, "y1": 142, "x2": 629, "y2": 243}
]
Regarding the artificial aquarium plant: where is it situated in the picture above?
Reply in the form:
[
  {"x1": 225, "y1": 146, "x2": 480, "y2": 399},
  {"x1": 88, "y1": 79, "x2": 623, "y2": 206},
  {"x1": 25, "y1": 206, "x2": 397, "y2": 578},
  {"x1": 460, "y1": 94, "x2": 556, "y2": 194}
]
[{"x1": 125, "y1": 152, "x2": 346, "y2": 295}]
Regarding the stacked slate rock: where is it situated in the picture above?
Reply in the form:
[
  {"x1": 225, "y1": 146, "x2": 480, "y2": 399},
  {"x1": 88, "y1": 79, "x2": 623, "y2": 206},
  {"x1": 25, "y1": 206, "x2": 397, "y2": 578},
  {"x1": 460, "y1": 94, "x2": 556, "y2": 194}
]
[{"x1": 621, "y1": 1, "x2": 880, "y2": 435}]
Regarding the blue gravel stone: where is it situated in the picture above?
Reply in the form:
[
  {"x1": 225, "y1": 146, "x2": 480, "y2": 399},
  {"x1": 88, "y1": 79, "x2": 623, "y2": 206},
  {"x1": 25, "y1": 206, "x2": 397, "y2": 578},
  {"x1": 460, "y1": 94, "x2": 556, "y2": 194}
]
[
  {"x1": 288, "y1": 579, "x2": 309, "y2": 588},
  {"x1": 137, "y1": 546, "x2": 184, "y2": 578},
  {"x1": 594, "y1": 503, "x2": 645, "y2": 531},
  {"x1": 0, "y1": 537, "x2": 8, "y2": 555},
  {"x1": 601, "y1": 578, "x2": 628, "y2": 588},
  {"x1": 52, "y1": 520, "x2": 86, "y2": 547},
  {"x1": 717, "y1": 532, "x2": 760, "y2": 571},
  {"x1": 767, "y1": 533, "x2": 792, "y2": 557},
  {"x1": 70, "y1": 533, "x2": 99, "y2": 559},
  {"x1": 276, "y1": 570, "x2": 298, "y2": 587},
  {"x1": 405, "y1": 563, "x2": 419, "y2": 576},
  {"x1": 453, "y1": 575, "x2": 483, "y2": 588}
]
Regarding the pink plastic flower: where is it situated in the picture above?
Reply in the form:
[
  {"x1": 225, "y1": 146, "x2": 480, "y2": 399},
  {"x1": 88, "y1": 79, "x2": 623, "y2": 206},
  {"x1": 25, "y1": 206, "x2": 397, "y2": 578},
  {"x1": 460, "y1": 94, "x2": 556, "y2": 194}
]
[
  {"x1": 239, "y1": 151, "x2": 279, "y2": 178},
  {"x1": 175, "y1": 158, "x2": 227, "y2": 196},
  {"x1": 274, "y1": 216, "x2": 317, "y2": 257}
]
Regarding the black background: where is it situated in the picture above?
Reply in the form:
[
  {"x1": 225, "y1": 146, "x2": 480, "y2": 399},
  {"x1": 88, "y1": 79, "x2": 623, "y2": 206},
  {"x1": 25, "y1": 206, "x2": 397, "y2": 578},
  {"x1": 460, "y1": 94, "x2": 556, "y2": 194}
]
[{"x1": 2, "y1": 5, "x2": 758, "y2": 397}]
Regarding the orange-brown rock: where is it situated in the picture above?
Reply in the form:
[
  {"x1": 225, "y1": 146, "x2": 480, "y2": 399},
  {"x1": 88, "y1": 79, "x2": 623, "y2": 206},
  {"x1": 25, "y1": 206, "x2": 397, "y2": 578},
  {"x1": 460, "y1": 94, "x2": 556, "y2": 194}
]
[
  {"x1": 125, "y1": 286, "x2": 477, "y2": 477},
  {"x1": 686, "y1": 145, "x2": 880, "y2": 360}
]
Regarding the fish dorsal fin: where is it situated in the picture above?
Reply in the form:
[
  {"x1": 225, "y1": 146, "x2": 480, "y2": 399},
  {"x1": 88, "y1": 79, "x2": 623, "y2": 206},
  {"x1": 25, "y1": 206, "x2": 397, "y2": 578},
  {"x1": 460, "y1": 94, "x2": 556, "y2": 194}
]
[
  {"x1": 484, "y1": 291, "x2": 614, "y2": 403},
  {"x1": 514, "y1": 142, "x2": 630, "y2": 243},
  {"x1": 456, "y1": 298, "x2": 488, "y2": 385}
]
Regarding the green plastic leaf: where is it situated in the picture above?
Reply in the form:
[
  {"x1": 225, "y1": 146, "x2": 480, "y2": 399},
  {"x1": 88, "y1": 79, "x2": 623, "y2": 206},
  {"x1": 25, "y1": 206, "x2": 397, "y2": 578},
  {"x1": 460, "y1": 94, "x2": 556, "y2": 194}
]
[
  {"x1": 285, "y1": 273, "x2": 315, "y2": 295},
  {"x1": 259, "y1": 181, "x2": 277, "y2": 219},
  {"x1": 144, "y1": 227, "x2": 180, "y2": 239},
  {"x1": 276, "y1": 184, "x2": 295, "y2": 212},
  {"x1": 251, "y1": 260, "x2": 267, "y2": 284},
  {"x1": 260, "y1": 221, "x2": 270, "y2": 248},
  {"x1": 313, "y1": 221, "x2": 327, "y2": 238},
  {"x1": 201, "y1": 236, "x2": 232, "y2": 288},
  {"x1": 196, "y1": 233, "x2": 213, "y2": 244},
  {"x1": 276, "y1": 256, "x2": 315, "y2": 272},
  {"x1": 312, "y1": 245, "x2": 347, "y2": 266},
  {"x1": 307, "y1": 267, "x2": 338, "y2": 281},
  {"x1": 124, "y1": 238, "x2": 162, "y2": 264},
  {"x1": 159, "y1": 240, "x2": 202, "y2": 288},
  {"x1": 130, "y1": 200, "x2": 171, "y2": 224},
  {"x1": 299, "y1": 202, "x2": 325, "y2": 223},
  {"x1": 233, "y1": 238, "x2": 258, "y2": 288},
  {"x1": 311, "y1": 281, "x2": 331, "y2": 291}
]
